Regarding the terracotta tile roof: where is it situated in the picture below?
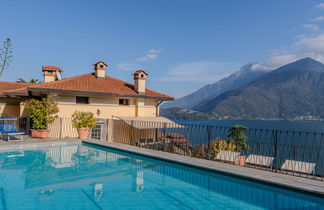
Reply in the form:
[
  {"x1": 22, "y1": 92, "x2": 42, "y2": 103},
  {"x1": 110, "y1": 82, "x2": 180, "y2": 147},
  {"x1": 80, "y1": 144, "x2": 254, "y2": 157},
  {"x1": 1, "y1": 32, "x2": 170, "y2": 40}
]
[
  {"x1": 42, "y1": 65, "x2": 63, "y2": 72},
  {"x1": 28, "y1": 73, "x2": 174, "y2": 100},
  {"x1": 133, "y1": 70, "x2": 148, "y2": 75},
  {"x1": 0, "y1": 82, "x2": 34, "y2": 96}
]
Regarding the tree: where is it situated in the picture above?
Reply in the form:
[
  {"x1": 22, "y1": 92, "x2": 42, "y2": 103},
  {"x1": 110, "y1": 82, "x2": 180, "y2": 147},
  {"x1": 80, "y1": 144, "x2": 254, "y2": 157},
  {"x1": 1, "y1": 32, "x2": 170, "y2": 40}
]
[
  {"x1": 0, "y1": 38, "x2": 13, "y2": 77},
  {"x1": 227, "y1": 125, "x2": 249, "y2": 152},
  {"x1": 17, "y1": 78, "x2": 41, "y2": 84}
]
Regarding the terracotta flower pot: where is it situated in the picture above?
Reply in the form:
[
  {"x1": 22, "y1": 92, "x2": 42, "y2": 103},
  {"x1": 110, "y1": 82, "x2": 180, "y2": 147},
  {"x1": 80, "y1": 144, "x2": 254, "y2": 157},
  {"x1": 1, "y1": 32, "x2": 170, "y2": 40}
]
[
  {"x1": 31, "y1": 129, "x2": 50, "y2": 139},
  {"x1": 235, "y1": 155, "x2": 246, "y2": 166},
  {"x1": 77, "y1": 128, "x2": 90, "y2": 139}
]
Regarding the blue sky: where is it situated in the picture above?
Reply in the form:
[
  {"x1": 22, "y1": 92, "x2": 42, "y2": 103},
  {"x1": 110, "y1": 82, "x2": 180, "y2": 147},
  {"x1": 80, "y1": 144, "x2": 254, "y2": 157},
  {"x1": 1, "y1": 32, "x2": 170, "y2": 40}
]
[{"x1": 1, "y1": 0, "x2": 324, "y2": 98}]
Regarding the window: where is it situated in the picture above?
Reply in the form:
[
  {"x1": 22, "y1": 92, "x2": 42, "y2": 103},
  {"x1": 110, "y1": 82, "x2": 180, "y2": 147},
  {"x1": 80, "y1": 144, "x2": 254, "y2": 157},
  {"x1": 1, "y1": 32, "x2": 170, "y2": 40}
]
[
  {"x1": 76, "y1": 96, "x2": 89, "y2": 104},
  {"x1": 119, "y1": 99, "x2": 129, "y2": 105}
]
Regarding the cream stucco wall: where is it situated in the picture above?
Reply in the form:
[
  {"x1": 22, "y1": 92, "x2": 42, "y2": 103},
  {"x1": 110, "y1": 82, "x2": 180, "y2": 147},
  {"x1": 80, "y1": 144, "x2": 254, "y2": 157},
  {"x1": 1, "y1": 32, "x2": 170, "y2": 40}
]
[
  {"x1": 95, "y1": 69, "x2": 105, "y2": 78},
  {"x1": 0, "y1": 98, "x2": 23, "y2": 117},
  {"x1": 55, "y1": 94, "x2": 158, "y2": 118},
  {"x1": 134, "y1": 79, "x2": 146, "y2": 93}
]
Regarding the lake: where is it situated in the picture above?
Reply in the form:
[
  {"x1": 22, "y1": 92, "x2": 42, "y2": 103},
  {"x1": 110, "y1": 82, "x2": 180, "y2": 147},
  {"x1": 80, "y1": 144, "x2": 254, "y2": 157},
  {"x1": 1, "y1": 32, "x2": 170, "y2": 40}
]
[{"x1": 175, "y1": 120, "x2": 324, "y2": 133}]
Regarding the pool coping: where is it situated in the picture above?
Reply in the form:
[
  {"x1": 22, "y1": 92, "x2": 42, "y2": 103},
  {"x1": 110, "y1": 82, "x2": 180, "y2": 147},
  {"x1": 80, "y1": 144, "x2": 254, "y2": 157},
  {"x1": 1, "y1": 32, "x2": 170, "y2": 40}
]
[{"x1": 83, "y1": 140, "x2": 324, "y2": 198}]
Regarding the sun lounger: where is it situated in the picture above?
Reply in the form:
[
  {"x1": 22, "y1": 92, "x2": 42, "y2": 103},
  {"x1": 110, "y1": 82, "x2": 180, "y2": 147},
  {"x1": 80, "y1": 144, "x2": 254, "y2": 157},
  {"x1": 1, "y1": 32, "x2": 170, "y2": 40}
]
[
  {"x1": 281, "y1": 159, "x2": 316, "y2": 174},
  {"x1": 246, "y1": 155, "x2": 274, "y2": 167},
  {"x1": 0, "y1": 124, "x2": 24, "y2": 142},
  {"x1": 216, "y1": 150, "x2": 240, "y2": 162}
]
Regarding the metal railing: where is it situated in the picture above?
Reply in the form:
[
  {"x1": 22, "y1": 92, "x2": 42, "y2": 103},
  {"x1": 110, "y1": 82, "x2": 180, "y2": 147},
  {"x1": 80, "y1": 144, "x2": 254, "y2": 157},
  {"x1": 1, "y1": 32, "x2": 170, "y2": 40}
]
[{"x1": 112, "y1": 119, "x2": 324, "y2": 181}]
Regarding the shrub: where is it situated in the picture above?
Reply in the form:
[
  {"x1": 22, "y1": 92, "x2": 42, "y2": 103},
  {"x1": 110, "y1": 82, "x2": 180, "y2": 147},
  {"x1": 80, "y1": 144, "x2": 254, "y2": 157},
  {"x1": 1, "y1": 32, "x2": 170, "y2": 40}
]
[
  {"x1": 71, "y1": 111, "x2": 96, "y2": 129},
  {"x1": 227, "y1": 125, "x2": 249, "y2": 152},
  {"x1": 25, "y1": 98, "x2": 59, "y2": 130},
  {"x1": 211, "y1": 139, "x2": 237, "y2": 158}
]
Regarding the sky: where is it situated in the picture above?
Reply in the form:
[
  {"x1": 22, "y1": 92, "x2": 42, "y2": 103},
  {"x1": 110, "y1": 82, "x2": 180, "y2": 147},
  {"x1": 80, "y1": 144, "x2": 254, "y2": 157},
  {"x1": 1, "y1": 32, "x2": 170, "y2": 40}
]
[{"x1": 1, "y1": 0, "x2": 324, "y2": 98}]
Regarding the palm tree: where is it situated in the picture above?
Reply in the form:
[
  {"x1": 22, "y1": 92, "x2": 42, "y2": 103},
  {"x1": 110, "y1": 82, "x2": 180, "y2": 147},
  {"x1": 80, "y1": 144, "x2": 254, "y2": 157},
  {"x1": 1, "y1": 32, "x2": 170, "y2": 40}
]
[{"x1": 17, "y1": 78, "x2": 40, "y2": 84}]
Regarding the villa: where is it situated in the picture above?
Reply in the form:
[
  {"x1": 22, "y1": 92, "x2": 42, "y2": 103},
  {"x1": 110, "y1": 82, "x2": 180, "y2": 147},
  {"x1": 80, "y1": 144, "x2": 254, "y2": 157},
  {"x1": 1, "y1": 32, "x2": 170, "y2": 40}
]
[{"x1": 0, "y1": 61, "x2": 174, "y2": 140}]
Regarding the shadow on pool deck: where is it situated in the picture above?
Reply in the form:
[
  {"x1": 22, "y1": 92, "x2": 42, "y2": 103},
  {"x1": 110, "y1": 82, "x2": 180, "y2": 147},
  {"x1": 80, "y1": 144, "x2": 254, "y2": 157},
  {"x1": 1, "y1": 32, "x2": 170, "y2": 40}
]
[{"x1": 0, "y1": 135, "x2": 81, "y2": 146}]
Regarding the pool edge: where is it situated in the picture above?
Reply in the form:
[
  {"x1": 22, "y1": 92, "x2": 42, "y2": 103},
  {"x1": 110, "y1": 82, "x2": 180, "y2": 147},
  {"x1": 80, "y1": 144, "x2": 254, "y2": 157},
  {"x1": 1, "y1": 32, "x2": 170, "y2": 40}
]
[{"x1": 83, "y1": 140, "x2": 324, "y2": 198}]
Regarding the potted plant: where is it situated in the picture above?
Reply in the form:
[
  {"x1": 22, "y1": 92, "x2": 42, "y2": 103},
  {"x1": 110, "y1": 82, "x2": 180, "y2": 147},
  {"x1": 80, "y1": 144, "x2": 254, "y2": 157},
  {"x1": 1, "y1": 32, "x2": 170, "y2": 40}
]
[
  {"x1": 227, "y1": 125, "x2": 249, "y2": 166},
  {"x1": 25, "y1": 98, "x2": 59, "y2": 139},
  {"x1": 71, "y1": 111, "x2": 96, "y2": 139}
]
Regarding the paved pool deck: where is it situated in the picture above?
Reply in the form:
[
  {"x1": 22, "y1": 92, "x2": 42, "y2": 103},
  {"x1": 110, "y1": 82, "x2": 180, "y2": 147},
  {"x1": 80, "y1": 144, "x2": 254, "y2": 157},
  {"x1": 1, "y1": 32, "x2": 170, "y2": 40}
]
[
  {"x1": 0, "y1": 135, "x2": 80, "y2": 151},
  {"x1": 83, "y1": 139, "x2": 324, "y2": 198}
]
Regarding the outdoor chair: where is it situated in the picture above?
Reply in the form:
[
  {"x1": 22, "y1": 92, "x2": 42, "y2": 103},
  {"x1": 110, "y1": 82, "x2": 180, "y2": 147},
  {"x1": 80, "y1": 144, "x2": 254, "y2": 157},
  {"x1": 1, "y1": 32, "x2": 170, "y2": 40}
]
[
  {"x1": 216, "y1": 150, "x2": 240, "y2": 163},
  {"x1": 245, "y1": 155, "x2": 274, "y2": 168},
  {"x1": 280, "y1": 159, "x2": 316, "y2": 175},
  {"x1": 0, "y1": 123, "x2": 24, "y2": 142},
  {"x1": 138, "y1": 139, "x2": 146, "y2": 147}
]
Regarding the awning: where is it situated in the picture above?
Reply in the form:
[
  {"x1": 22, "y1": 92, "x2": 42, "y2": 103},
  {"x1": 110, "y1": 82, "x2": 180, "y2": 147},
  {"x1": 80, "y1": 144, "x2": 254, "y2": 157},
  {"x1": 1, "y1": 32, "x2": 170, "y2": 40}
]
[{"x1": 112, "y1": 116, "x2": 183, "y2": 129}]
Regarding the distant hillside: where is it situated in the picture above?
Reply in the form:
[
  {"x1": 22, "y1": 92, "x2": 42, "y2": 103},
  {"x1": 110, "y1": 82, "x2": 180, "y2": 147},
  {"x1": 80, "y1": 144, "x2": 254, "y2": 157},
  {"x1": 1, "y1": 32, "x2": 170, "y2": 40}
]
[
  {"x1": 160, "y1": 107, "x2": 215, "y2": 120},
  {"x1": 193, "y1": 58, "x2": 324, "y2": 120},
  {"x1": 161, "y1": 62, "x2": 270, "y2": 109}
]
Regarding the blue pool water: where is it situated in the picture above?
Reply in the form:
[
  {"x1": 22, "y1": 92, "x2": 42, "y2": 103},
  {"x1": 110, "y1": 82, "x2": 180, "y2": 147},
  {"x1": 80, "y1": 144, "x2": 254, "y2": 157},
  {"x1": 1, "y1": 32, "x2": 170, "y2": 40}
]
[{"x1": 0, "y1": 144, "x2": 323, "y2": 210}]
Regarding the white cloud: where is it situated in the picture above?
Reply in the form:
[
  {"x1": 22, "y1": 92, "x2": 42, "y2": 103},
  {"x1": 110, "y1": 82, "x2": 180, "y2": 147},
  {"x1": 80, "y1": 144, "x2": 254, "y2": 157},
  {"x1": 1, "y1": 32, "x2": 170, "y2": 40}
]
[
  {"x1": 310, "y1": 16, "x2": 324, "y2": 22},
  {"x1": 296, "y1": 33, "x2": 324, "y2": 55},
  {"x1": 117, "y1": 48, "x2": 162, "y2": 71},
  {"x1": 159, "y1": 61, "x2": 238, "y2": 83},
  {"x1": 315, "y1": 3, "x2": 324, "y2": 9},
  {"x1": 136, "y1": 48, "x2": 162, "y2": 62},
  {"x1": 116, "y1": 62, "x2": 139, "y2": 71},
  {"x1": 252, "y1": 54, "x2": 299, "y2": 70},
  {"x1": 303, "y1": 24, "x2": 319, "y2": 31},
  {"x1": 136, "y1": 53, "x2": 158, "y2": 62},
  {"x1": 148, "y1": 49, "x2": 163, "y2": 54},
  {"x1": 253, "y1": 33, "x2": 324, "y2": 70}
]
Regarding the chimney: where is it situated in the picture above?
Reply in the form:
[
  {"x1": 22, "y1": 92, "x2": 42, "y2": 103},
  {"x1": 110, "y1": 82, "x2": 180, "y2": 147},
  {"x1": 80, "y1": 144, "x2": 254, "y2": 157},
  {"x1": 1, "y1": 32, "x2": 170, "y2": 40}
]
[
  {"x1": 133, "y1": 70, "x2": 148, "y2": 94},
  {"x1": 94, "y1": 60, "x2": 108, "y2": 78},
  {"x1": 42, "y1": 66, "x2": 63, "y2": 83}
]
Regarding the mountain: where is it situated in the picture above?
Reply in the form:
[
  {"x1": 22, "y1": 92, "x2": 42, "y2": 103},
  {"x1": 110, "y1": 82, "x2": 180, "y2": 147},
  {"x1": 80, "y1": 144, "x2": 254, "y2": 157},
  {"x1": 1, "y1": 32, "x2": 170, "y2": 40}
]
[
  {"x1": 192, "y1": 57, "x2": 324, "y2": 120},
  {"x1": 161, "y1": 62, "x2": 270, "y2": 109},
  {"x1": 160, "y1": 107, "x2": 215, "y2": 120}
]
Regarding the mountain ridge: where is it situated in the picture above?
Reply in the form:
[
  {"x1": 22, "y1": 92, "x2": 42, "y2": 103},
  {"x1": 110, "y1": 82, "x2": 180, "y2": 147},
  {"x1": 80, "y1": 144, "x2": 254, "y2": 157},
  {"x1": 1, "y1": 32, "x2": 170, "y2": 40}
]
[
  {"x1": 161, "y1": 62, "x2": 270, "y2": 109},
  {"x1": 191, "y1": 57, "x2": 324, "y2": 120}
]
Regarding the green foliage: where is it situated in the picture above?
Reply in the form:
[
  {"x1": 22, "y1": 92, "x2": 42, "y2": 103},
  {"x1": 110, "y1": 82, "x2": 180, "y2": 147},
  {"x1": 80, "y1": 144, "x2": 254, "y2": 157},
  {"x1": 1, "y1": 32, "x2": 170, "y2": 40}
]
[
  {"x1": 25, "y1": 98, "x2": 59, "y2": 130},
  {"x1": 17, "y1": 78, "x2": 41, "y2": 84},
  {"x1": 0, "y1": 38, "x2": 13, "y2": 78},
  {"x1": 71, "y1": 111, "x2": 96, "y2": 128},
  {"x1": 211, "y1": 139, "x2": 237, "y2": 159},
  {"x1": 227, "y1": 125, "x2": 249, "y2": 152}
]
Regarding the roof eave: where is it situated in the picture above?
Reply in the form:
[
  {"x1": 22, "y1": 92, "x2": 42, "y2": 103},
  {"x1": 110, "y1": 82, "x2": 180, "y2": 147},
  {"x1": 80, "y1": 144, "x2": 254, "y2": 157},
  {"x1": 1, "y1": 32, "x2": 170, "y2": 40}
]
[
  {"x1": 28, "y1": 87, "x2": 174, "y2": 101},
  {"x1": 3, "y1": 92, "x2": 29, "y2": 97}
]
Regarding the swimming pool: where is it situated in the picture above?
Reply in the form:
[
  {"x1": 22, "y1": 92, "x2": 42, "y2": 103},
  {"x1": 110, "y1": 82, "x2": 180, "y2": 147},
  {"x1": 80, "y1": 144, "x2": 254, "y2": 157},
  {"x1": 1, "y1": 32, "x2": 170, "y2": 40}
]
[{"x1": 0, "y1": 143, "x2": 323, "y2": 209}]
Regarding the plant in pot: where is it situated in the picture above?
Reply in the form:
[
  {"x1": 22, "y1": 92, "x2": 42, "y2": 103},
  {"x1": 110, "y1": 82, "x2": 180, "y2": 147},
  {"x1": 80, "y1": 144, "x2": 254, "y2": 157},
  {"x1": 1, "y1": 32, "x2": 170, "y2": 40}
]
[
  {"x1": 25, "y1": 98, "x2": 59, "y2": 139},
  {"x1": 227, "y1": 125, "x2": 249, "y2": 166},
  {"x1": 71, "y1": 111, "x2": 96, "y2": 139}
]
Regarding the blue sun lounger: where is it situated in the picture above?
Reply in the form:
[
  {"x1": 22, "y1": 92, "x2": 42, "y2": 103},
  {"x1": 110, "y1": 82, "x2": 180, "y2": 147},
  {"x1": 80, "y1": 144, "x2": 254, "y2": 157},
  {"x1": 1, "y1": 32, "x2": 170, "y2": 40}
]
[{"x1": 0, "y1": 122, "x2": 24, "y2": 142}]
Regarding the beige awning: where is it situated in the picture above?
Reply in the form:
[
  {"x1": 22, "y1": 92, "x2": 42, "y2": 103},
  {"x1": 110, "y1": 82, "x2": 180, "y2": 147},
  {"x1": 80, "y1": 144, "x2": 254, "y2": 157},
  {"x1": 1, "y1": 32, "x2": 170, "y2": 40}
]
[{"x1": 112, "y1": 116, "x2": 183, "y2": 129}]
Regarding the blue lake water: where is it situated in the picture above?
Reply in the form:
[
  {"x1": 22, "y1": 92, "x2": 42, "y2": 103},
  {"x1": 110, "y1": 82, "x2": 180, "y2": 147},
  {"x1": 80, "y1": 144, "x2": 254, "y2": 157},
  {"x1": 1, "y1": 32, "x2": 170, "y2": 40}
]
[
  {"x1": 0, "y1": 144, "x2": 323, "y2": 209},
  {"x1": 175, "y1": 120, "x2": 324, "y2": 133}
]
